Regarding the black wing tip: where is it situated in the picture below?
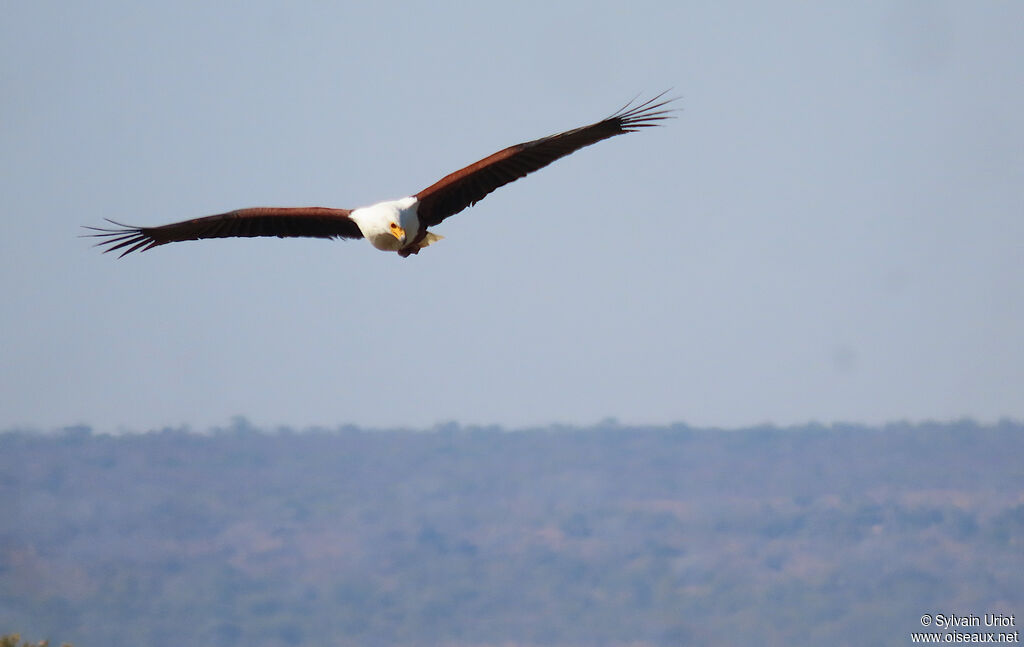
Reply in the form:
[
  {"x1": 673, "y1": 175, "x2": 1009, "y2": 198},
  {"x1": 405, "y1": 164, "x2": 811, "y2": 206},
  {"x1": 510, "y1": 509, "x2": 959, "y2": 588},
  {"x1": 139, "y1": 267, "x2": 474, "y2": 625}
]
[
  {"x1": 610, "y1": 89, "x2": 681, "y2": 132},
  {"x1": 81, "y1": 219, "x2": 157, "y2": 257}
]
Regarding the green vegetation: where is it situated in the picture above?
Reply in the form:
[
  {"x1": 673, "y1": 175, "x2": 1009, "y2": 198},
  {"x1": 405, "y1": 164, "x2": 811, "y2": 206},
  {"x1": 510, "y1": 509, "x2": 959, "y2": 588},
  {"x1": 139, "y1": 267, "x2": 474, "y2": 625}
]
[{"x1": 2, "y1": 420, "x2": 1021, "y2": 646}]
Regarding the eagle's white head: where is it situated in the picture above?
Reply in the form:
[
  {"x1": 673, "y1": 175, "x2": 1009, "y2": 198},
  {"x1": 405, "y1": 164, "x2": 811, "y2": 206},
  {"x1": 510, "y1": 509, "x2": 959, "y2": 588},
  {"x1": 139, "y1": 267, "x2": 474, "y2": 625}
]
[{"x1": 349, "y1": 197, "x2": 419, "y2": 252}]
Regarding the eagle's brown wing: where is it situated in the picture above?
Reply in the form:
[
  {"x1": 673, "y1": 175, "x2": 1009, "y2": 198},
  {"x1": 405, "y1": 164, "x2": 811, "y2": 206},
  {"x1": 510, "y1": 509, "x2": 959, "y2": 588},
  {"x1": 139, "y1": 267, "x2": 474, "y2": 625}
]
[
  {"x1": 414, "y1": 92, "x2": 676, "y2": 227},
  {"x1": 84, "y1": 207, "x2": 359, "y2": 257}
]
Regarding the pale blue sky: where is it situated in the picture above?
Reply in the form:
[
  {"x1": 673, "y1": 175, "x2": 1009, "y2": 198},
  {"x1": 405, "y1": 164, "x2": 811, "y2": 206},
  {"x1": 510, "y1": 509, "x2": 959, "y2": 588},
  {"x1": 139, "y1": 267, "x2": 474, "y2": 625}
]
[{"x1": 2, "y1": 2, "x2": 1022, "y2": 431}]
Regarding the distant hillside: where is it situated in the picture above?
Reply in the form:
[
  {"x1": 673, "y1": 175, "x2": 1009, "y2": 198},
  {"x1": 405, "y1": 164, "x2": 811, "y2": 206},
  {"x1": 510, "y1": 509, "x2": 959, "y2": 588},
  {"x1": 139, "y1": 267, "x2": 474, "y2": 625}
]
[{"x1": 2, "y1": 420, "x2": 1022, "y2": 647}]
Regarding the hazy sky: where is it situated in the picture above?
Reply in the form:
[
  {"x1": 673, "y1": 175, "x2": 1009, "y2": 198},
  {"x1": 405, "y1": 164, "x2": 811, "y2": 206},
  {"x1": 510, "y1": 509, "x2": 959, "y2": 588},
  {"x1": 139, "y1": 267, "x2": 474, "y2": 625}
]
[{"x1": 2, "y1": 2, "x2": 1021, "y2": 432}]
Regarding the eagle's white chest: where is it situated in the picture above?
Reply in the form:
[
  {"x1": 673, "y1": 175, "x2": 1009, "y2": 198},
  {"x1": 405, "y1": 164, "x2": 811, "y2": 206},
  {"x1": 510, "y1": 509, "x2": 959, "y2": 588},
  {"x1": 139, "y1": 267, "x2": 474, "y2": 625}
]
[{"x1": 350, "y1": 196, "x2": 420, "y2": 251}]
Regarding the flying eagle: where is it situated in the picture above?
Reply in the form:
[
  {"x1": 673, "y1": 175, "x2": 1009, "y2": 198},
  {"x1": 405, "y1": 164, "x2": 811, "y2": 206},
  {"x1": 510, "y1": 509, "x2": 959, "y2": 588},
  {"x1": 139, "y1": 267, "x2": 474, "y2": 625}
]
[{"x1": 85, "y1": 93, "x2": 676, "y2": 258}]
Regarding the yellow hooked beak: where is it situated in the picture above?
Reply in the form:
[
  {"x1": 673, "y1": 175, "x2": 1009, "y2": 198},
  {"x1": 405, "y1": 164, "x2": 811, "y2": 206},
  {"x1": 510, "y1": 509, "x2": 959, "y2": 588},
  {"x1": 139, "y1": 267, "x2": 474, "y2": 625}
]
[{"x1": 390, "y1": 223, "x2": 406, "y2": 242}]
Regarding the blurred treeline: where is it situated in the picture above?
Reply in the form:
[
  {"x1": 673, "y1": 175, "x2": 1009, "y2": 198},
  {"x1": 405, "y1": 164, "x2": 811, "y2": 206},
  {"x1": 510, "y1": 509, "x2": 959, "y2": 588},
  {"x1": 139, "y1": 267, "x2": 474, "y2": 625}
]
[{"x1": 2, "y1": 419, "x2": 1021, "y2": 646}]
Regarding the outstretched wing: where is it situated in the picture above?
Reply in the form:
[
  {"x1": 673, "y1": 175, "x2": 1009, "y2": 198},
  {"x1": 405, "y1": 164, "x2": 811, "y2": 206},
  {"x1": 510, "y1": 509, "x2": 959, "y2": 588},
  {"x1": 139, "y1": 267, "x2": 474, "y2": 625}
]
[
  {"x1": 83, "y1": 207, "x2": 359, "y2": 257},
  {"x1": 414, "y1": 92, "x2": 677, "y2": 227}
]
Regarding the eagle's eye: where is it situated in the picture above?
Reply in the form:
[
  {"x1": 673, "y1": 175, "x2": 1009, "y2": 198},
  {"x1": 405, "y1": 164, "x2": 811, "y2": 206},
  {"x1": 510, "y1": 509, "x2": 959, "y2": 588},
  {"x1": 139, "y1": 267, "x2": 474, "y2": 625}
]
[{"x1": 390, "y1": 223, "x2": 398, "y2": 229}]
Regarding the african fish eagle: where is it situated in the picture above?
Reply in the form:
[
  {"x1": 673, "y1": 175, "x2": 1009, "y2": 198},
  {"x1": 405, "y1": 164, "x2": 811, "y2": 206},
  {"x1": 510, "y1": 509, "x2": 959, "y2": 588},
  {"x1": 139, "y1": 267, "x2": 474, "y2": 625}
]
[{"x1": 85, "y1": 93, "x2": 676, "y2": 258}]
